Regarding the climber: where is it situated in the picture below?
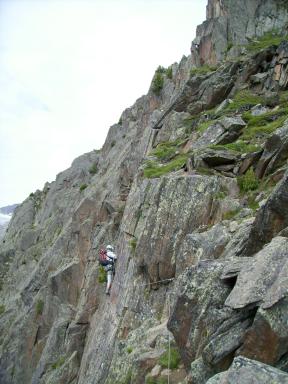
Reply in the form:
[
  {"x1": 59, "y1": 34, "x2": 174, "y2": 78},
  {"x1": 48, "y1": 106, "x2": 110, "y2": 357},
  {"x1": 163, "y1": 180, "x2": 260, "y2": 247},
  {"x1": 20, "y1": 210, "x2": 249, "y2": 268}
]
[{"x1": 99, "y1": 245, "x2": 117, "y2": 295}]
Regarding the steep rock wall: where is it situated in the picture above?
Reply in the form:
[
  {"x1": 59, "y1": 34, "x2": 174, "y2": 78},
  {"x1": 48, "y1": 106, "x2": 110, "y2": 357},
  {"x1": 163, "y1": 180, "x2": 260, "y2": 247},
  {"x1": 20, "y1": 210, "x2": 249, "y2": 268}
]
[{"x1": 0, "y1": 1, "x2": 288, "y2": 384}]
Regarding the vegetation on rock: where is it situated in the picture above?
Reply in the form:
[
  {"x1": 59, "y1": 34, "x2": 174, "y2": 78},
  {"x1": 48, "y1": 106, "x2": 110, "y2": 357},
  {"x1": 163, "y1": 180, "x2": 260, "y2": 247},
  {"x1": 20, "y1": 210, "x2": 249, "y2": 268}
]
[
  {"x1": 246, "y1": 31, "x2": 284, "y2": 53},
  {"x1": 190, "y1": 64, "x2": 218, "y2": 76},
  {"x1": 51, "y1": 356, "x2": 66, "y2": 370},
  {"x1": 237, "y1": 168, "x2": 259, "y2": 193},
  {"x1": 0, "y1": 304, "x2": 5, "y2": 316},
  {"x1": 89, "y1": 163, "x2": 98, "y2": 175},
  {"x1": 159, "y1": 346, "x2": 181, "y2": 369},
  {"x1": 98, "y1": 265, "x2": 106, "y2": 283},
  {"x1": 36, "y1": 299, "x2": 44, "y2": 316}
]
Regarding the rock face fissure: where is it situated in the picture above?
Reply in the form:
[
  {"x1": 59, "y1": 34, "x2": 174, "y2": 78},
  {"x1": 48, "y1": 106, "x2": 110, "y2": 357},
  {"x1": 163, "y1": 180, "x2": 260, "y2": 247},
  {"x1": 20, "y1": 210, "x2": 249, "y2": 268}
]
[{"x1": 1, "y1": 1, "x2": 288, "y2": 383}]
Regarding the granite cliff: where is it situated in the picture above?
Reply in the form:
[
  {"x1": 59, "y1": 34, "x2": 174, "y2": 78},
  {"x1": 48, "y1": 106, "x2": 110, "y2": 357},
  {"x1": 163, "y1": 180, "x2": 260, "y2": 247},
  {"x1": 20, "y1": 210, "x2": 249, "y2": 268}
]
[{"x1": 1, "y1": 1, "x2": 288, "y2": 383}]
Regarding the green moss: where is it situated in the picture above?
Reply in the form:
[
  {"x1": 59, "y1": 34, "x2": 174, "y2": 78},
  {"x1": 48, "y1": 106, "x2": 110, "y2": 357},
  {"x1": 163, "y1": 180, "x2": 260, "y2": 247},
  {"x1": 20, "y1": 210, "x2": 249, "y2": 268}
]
[
  {"x1": 79, "y1": 184, "x2": 88, "y2": 192},
  {"x1": 223, "y1": 208, "x2": 241, "y2": 220},
  {"x1": 190, "y1": 64, "x2": 218, "y2": 77},
  {"x1": 36, "y1": 299, "x2": 44, "y2": 316},
  {"x1": 89, "y1": 164, "x2": 98, "y2": 175},
  {"x1": 143, "y1": 155, "x2": 188, "y2": 178},
  {"x1": 0, "y1": 305, "x2": 5, "y2": 316},
  {"x1": 246, "y1": 31, "x2": 283, "y2": 53},
  {"x1": 129, "y1": 238, "x2": 137, "y2": 252},
  {"x1": 225, "y1": 90, "x2": 264, "y2": 112},
  {"x1": 98, "y1": 265, "x2": 106, "y2": 284},
  {"x1": 111, "y1": 141, "x2": 116, "y2": 148},
  {"x1": 159, "y1": 347, "x2": 181, "y2": 369},
  {"x1": 52, "y1": 356, "x2": 65, "y2": 370},
  {"x1": 237, "y1": 168, "x2": 259, "y2": 193}
]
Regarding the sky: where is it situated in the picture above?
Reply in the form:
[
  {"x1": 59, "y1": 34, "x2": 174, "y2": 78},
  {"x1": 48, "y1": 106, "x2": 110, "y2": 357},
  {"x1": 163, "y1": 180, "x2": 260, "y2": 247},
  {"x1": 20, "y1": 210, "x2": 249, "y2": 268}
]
[{"x1": 0, "y1": 0, "x2": 206, "y2": 207}]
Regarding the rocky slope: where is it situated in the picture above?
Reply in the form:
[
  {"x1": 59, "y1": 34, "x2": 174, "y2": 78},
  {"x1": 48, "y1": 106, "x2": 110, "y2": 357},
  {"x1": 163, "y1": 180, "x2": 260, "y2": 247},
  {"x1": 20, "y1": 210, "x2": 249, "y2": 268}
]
[{"x1": 1, "y1": 1, "x2": 288, "y2": 383}]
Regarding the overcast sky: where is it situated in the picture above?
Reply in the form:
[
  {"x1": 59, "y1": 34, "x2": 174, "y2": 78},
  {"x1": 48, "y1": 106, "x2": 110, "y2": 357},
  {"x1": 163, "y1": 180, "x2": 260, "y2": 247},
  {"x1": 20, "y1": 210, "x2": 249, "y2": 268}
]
[{"x1": 0, "y1": 0, "x2": 206, "y2": 207}]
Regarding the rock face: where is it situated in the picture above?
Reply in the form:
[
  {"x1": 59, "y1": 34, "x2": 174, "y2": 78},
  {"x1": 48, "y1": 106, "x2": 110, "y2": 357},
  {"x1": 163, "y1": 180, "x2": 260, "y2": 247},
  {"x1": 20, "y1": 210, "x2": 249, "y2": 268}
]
[
  {"x1": 206, "y1": 356, "x2": 288, "y2": 384},
  {"x1": 1, "y1": 1, "x2": 288, "y2": 384},
  {"x1": 191, "y1": 0, "x2": 288, "y2": 65}
]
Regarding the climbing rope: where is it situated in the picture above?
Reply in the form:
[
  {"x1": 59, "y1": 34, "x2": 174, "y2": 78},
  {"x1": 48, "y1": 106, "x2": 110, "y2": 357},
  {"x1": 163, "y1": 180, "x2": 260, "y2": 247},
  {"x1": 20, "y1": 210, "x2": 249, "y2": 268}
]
[{"x1": 167, "y1": 292, "x2": 171, "y2": 384}]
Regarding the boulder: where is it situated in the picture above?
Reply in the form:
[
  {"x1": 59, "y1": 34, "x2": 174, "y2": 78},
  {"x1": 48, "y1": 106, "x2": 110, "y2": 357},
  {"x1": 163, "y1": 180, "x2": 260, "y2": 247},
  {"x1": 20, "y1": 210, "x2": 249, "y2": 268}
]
[
  {"x1": 206, "y1": 356, "x2": 288, "y2": 384},
  {"x1": 189, "y1": 116, "x2": 246, "y2": 152},
  {"x1": 243, "y1": 170, "x2": 288, "y2": 255},
  {"x1": 168, "y1": 260, "x2": 254, "y2": 380},
  {"x1": 225, "y1": 236, "x2": 288, "y2": 309},
  {"x1": 237, "y1": 297, "x2": 288, "y2": 366},
  {"x1": 195, "y1": 149, "x2": 240, "y2": 168},
  {"x1": 177, "y1": 224, "x2": 230, "y2": 274},
  {"x1": 255, "y1": 120, "x2": 288, "y2": 178}
]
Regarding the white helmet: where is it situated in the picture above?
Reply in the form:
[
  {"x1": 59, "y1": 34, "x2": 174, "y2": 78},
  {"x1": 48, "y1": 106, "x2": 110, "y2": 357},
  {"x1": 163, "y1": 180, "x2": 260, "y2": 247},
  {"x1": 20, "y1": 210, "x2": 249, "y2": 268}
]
[{"x1": 106, "y1": 245, "x2": 114, "y2": 251}]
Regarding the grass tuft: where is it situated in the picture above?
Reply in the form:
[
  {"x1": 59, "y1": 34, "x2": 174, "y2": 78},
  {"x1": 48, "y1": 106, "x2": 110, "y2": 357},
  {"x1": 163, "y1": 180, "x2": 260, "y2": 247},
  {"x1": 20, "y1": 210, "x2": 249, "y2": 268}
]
[
  {"x1": 159, "y1": 347, "x2": 181, "y2": 369},
  {"x1": 190, "y1": 64, "x2": 218, "y2": 77},
  {"x1": 79, "y1": 184, "x2": 88, "y2": 192},
  {"x1": 237, "y1": 168, "x2": 259, "y2": 193},
  {"x1": 223, "y1": 208, "x2": 241, "y2": 220},
  {"x1": 225, "y1": 90, "x2": 264, "y2": 112},
  {"x1": 143, "y1": 155, "x2": 188, "y2": 178},
  {"x1": 0, "y1": 305, "x2": 5, "y2": 316},
  {"x1": 209, "y1": 141, "x2": 260, "y2": 154},
  {"x1": 52, "y1": 356, "x2": 65, "y2": 370},
  {"x1": 89, "y1": 164, "x2": 98, "y2": 175},
  {"x1": 152, "y1": 67, "x2": 165, "y2": 95},
  {"x1": 166, "y1": 66, "x2": 173, "y2": 79},
  {"x1": 36, "y1": 300, "x2": 44, "y2": 316},
  {"x1": 98, "y1": 265, "x2": 106, "y2": 284},
  {"x1": 127, "y1": 346, "x2": 133, "y2": 354},
  {"x1": 129, "y1": 238, "x2": 137, "y2": 252},
  {"x1": 246, "y1": 31, "x2": 283, "y2": 53}
]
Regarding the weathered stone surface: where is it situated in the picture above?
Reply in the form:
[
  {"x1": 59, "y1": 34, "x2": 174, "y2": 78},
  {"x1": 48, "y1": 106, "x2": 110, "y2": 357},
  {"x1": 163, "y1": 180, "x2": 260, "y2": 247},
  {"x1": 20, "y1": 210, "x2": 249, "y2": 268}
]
[
  {"x1": 256, "y1": 120, "x2": 288, "y2": 178},
  {"x1": 250, "y1": 103, "x2": 268, "y2": 115},
  {"x1": 206, "y1": 356, "x2": 288, "y2": 384},
  {"x1": 243, "y1": 170, "x2": 288, "y2": 255},
  {"x1": 168, "y1": 261, "x2": 254, "y2": 379},
  {"x1": 123, "y1": 175, "x2": 224, "y2": 284},
  {"x1": 188, "y1": 116, "x2": 246, "y2": 152},
  {"x1": 191, "y1": 0, "x2": 288, "y2": 65},
  {"x1": 1, "y1": 2, "x2": 288, "y2": 384},
  {"x1": 177, "y1": 224, "x2": 230, "y2": 274},
  {"x1": 239, "y1": 150, "x2": 262, "y2": 175},
  {"x1": 225, "y1": 236, "x2": 288, "y2": 309},
  {"x1": 154, "y1": 111, "x2": 191, "y2": 145},
  {"x1": 194, "y1": 148, "x2": 240, "y2": 168},
  {"x1": 237, "y1": 297, "x2": 288, "y2": 366}
]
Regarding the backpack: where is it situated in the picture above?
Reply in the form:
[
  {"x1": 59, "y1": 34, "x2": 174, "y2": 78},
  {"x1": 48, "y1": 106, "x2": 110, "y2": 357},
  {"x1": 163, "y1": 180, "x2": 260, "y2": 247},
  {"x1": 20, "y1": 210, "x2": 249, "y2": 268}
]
[{"x1": 99, "y1": 249, "x2": 109, "y2": 266}]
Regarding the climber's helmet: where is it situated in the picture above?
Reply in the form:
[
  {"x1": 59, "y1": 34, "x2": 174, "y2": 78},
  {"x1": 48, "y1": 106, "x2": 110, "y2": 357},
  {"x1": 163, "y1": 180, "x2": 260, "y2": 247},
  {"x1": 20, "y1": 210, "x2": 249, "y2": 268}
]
[{"x1": 106, "y1": 245, "x2": 114, "y2": 252}]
